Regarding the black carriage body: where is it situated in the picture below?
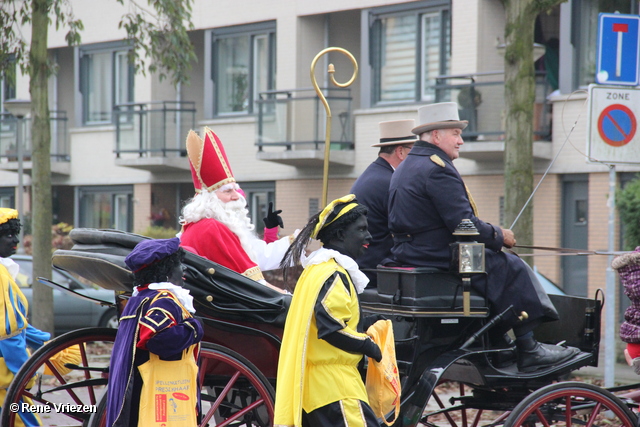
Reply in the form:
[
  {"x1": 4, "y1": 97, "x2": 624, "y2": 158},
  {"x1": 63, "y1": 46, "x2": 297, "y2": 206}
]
[
  {"x1": 51, "y1": 228, "x2": 289, "y2": 381},
  {"x1": 361, "y1": 266, "x2": 603, "y2": 425},
  {"x1": 43, "y1": 229, "x2": 608, "y2": 427}
]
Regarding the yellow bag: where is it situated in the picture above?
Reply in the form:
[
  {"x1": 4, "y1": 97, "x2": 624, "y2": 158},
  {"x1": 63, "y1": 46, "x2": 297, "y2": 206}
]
[
  {"x1": 365, "y1": 320, "x2": 401, "y2": 426},
  {"x1": 137, "y1": 344, "x2": 199, "y2": 427}
]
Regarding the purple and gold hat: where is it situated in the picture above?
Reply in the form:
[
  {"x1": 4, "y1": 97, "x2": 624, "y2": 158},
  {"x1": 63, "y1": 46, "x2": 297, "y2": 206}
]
[{"x1": 125, "y1": 237, "x2": 181, "y2": 273}]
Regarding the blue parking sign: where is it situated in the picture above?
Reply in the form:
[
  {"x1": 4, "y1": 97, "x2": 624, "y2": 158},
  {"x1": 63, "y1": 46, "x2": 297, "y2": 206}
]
[{"x1": 596, "y1": 13, "x2": 640, "y2": 86}]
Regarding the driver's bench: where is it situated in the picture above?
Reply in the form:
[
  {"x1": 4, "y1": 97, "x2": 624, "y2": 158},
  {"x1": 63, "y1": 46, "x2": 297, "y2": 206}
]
[{"x1": 359, "y1": 266, "x2": 489, "y2": 318}]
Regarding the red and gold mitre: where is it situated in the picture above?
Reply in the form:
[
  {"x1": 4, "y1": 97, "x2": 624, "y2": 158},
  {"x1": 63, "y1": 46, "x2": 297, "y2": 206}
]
[{"x1": 186, "y1": 127, "x2": 236, "y2": 193}]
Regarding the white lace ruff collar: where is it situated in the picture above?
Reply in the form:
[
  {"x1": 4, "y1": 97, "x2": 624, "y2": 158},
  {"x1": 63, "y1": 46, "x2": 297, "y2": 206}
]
[
  {"x1": 302, "y1": 247, "x2": 369, "y2": 294},
  {"x1": 0, "y1": 258, "x2": 19, "y2": 280},
  {"x1": 133, "y1": 282, "x2": 196, "y2": 313}
]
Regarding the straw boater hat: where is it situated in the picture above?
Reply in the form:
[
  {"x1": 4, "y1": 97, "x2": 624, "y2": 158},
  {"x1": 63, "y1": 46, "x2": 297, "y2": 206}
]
[
  {"x1": 371, "y1": 119, "x2": 419, "y2": 147},
  {"x1": 185, "y1": 127, "x2": 236, "y2": 193},
  {"x1": 412, "y1": 102, "x2": 468, "y2": 135}
]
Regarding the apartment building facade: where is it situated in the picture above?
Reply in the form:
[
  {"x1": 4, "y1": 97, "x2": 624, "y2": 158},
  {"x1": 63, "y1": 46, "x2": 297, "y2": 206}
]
[{"x1": 2, "y1": 0, "x2": 639, "y2": 303}]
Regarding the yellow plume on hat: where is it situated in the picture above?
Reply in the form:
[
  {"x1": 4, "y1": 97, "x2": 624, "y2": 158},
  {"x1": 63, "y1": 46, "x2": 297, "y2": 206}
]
[
  {"x1": 0, "y1": 208, "x2": 18, "y2": 226},
  {"x1": 311, "y1": 194, "x2": 359, "y2": 239}
]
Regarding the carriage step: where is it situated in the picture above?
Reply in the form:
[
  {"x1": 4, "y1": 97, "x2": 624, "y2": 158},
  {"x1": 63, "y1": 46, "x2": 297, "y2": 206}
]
[{"x1": 483, "y1": 350, "x2": 594, "y2": 380}]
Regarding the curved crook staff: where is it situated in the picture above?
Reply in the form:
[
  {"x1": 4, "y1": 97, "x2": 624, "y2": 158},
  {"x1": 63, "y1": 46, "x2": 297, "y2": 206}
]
[{"x1": 310, "y1": 47, "x2": 358, "y2": 207}]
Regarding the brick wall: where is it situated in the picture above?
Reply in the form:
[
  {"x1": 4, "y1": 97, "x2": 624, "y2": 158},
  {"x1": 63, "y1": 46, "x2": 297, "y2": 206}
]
[{"x1": 133, "y1": 183, "x2": 152, "y2": 233}]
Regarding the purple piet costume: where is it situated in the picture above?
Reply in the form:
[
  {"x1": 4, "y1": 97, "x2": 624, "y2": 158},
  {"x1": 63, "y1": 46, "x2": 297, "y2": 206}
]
[
  {"x1": 614, "y1": 247, "x2": 640, "y2": 344},
  {"x1": 106, "y1": 238, "x2": 203, "y2": 427}
]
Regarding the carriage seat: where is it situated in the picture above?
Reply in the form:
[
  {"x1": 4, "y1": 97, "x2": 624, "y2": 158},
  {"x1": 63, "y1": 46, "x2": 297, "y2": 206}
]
[
  {"x1": 54, "y1": 228, "x2": 291, "y2": 327},
  {"x1": 359, "y1": 266, "x2": 489, "y2": 317}
]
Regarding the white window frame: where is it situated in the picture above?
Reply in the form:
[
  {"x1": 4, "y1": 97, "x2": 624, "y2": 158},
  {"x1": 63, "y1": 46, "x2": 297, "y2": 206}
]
[
  {"x1": 364, "y1": 1, "x2": 450, "y2": 107},
  {"x1": 78, "y1": 41, "x2": 134, "y2": 125},
  {"x1": 76, "y1": 185, "x2": 133, "y2": 231},
  {"x1": 206, "y1": 21, "x2": 276, "y2": 118}
]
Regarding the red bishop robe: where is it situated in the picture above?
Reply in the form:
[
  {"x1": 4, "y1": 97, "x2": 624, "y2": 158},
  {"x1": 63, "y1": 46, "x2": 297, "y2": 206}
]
[{"x1": 180, "y1": 218, "x2": 265, "y2": 282}]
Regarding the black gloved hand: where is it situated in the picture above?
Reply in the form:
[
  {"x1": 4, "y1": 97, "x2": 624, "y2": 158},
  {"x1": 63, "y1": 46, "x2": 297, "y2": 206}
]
[
  {"x1": 364, "y1": 338, "x2": 382, "y2": 362},
  {"x1": 263, "y1": 202, "x2": 284, "y2": 229},
  {"x1": 361, "y1": 314, "x2": 388, "y2": 332}
]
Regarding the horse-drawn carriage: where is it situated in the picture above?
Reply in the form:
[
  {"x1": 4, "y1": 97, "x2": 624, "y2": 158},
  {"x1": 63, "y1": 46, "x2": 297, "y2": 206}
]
[{"x1": 1, "y1": 228, "x2": 638, "y2": 426}]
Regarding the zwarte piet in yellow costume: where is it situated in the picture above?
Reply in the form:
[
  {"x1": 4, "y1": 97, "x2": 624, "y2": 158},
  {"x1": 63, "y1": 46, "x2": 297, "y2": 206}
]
[
  {"x1": 274, "y1": 195, "x2": 384, "y2": 427},
  {"x1": 0, "y1": 208, "x2": 50, "y2": 426}
]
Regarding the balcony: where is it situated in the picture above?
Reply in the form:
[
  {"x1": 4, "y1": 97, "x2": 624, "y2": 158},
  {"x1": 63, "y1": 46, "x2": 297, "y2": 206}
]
[
  {"x1": 434, "y1": 71, "x2": 553, "y2": 162},
  {"x1": 0, "y1": 111, "x2": 70, "y2": 175},
  {"x1": 114, "y1": 101, "x2": 196, "y2": 172},
  {"x1": 255, "y1": 88, "x2": 354, "y2": 168}
]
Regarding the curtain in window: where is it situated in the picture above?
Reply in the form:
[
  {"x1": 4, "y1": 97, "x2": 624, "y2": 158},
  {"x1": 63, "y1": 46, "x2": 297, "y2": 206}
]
[
  {"x1": 421, "y1": 12, "x2": 447, "y2": 102},
  {"x1": 80, "y1": 192, "x2": 112, "y2": 229},
  {"x1": 379, "y1": 15, "x2": 417, "y2": 102},
  {"x1": 373, "y1": 8, "x2": 449, "y2": 104},
  {"x1": 79, "y1": 188, "x2": 132, "y2": 231},
  {"x1": 216, "y1": 35, "x2": 250, "y2": 114},
  {"x1": 85, "y1": 52, "x2": 112, "y2": 123},
  {"x1": 253, "y1": 35, "x2": 270, "y2": 106}
]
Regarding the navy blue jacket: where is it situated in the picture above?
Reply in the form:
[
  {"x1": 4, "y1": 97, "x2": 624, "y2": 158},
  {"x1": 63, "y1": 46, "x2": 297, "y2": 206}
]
[
  {"x1": 387, "y1": 143, "x2": 503, "y2": 269},
  {"x1": 386, "y1": 141, "x2": 557, "y2": 330},
  {"x1": 351, "y1": 157, "x2": 395, "y2": 283}
]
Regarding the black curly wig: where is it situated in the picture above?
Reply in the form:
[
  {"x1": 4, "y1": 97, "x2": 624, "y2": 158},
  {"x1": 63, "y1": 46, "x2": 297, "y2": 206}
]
[
  {"x1": 0, "y1": 218, "x2": 21, "y2": 237},
  {"x1": 132, "y1": 248, "x2": 185, "y2": 287},
  {"x1": 279, "y1": 203, "x2": 368, "y2": 286}
]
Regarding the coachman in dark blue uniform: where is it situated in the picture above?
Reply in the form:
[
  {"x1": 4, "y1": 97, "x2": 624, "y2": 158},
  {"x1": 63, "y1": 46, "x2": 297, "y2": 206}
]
[
  {"x1": 385, "y1": 102, "x2": 578, "y2": 372},
  {"x1": 351, "y1": 119, "x2": 416, "y2": 287}
]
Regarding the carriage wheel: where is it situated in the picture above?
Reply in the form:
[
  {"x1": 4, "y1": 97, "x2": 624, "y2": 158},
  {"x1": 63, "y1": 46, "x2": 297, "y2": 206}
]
[
  {"x1": 1, "y1": 327, "x2": 116, "y2": 427},
  {"x1": 420, "y1": 381, "x2": 511, "y2": 427},
  {"x1": 504, "y1": 382, "x2": 637, "y2": 427},
  {"x1": 198, "y1": 342, "x2": 275, "y2": 427},
  {"x1": 87, "y1": 342, "x2": 276, "y2": 427}
]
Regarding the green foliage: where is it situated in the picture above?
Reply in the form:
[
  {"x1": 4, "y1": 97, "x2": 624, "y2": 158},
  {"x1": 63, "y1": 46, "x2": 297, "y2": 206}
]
[
  {"x1": 617, "y1": 175, "x2": 640, "y2": 251},
  {"x1": 117, "y1": 0, "x2": 196, "y2": 86},
  {"x1": 139, "y1": 225, "x2": 179, "y2": 239},
  {"x1": 0, "y1": 0, "x2": 83, "y2": 78},
  {"x1": 1, "y1": 0, "x2": 195, "y2": 87}
]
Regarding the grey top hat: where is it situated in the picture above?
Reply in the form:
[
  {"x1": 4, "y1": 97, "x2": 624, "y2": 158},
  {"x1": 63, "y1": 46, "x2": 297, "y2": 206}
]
[
  {"x1": 371, "y1": 119, "x2": 419, "y2": 147},
  {"x1": 412, "y1": 102, "x2": 468, "y2": 135}
]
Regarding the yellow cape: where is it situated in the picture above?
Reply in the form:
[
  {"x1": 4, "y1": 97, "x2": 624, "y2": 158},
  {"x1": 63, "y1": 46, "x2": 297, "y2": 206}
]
[
  {"x1": 0, "y1": 264, "x2": 29, "y2": 338},
  {"x1": 274, "y1": 258, "x2": 369, "y2": 427}
]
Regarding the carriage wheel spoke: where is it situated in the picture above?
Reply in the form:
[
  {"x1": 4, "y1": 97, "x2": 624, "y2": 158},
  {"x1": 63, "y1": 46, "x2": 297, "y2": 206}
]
[
  {"x1": 565, "y1": 395, "x2": 572, "y2": 426},
  {"x1": 212, "y1": 398, "x2": 266, "y2": 427},
  {"x1": 470, "y1": 409, "x2": 483, "y2": 427},
  {"x1": 200, "y1": 371, "x2": 241, "y2": 425},
  {"x1": 585, "y1": 402, "x2": 603, "y2": 427},
  {"x1": 460, "y1": 384, "x2": 468, "y2": 427},
  {"x1": 534, "y1": 408, "x2": 551, "y2": 427}
]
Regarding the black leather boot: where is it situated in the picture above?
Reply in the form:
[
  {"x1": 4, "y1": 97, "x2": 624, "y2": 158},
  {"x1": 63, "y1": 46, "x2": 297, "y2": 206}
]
[{"x1": 516, "y1": 336, "x2": 579, "y2": 372}]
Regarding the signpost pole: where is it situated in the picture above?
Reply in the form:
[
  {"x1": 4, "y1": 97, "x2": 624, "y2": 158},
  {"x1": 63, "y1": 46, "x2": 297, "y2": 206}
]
[{"x1": 605, "y1": 164, "x2": 616, "y2": 388}]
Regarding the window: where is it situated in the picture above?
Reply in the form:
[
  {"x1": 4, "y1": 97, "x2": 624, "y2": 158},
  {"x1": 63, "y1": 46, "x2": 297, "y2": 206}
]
[
  {"x1": 370, "y1": 2, "x2": 450, "y2": 104},
  {"x1": 211, "y1": 22, "x2": 276, "y2": 115},
  {"x1": 571, "y1": 0, "x2": 637, "y2": 89},
  {"x1": 78, "y1": 185, "x2": 133, "y2": 231},
  {"x1": 239, "y1": 181, "x2": 275, "y2": 236},
  {"x1": 1, "y1": 61, "x2": 16, "y2": 111},
  {"x1": 0, "y1": 188, "x2": 14, "y2": 208},
  {"x1": 79, "y1": 42, "x2": 134, "y2": 124}
]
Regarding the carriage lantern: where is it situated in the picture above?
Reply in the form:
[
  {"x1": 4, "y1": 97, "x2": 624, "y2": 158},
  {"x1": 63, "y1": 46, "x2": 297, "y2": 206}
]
[{"x1": 451, "y1": 219, "x2": 485, "y2": 315}]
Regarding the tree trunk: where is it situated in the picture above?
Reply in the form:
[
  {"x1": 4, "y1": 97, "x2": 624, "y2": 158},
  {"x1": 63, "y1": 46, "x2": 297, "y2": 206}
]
[
  {"x1": 29, "y1": 0, "x2": 54, "y2": 334},
  {"x1": 502, "y1": 0, "x2": 565, "y2": 265},
  {"x1": 502, "y1": 0, "x2": 537, "y2": 265}
]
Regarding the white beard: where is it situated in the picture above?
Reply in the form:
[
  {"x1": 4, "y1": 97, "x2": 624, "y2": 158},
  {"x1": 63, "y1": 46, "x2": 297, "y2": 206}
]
[{"x1": 180, "y1": 190, "x2": 260, "y2": 262}]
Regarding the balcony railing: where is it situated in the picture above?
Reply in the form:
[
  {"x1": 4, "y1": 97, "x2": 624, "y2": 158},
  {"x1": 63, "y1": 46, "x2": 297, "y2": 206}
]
[
  {"x1": 256, "y1": 87, "x2": 353, "y2": 151},
  {"x1": 114, "y1": 101, "x2": 196, "y2": 158},
  {"x1": 0, "y1": 111, "x2": 69, "y2": 162},
  {"x1": 434, "y1": 71, "x2": 552, "y2": 141}
]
